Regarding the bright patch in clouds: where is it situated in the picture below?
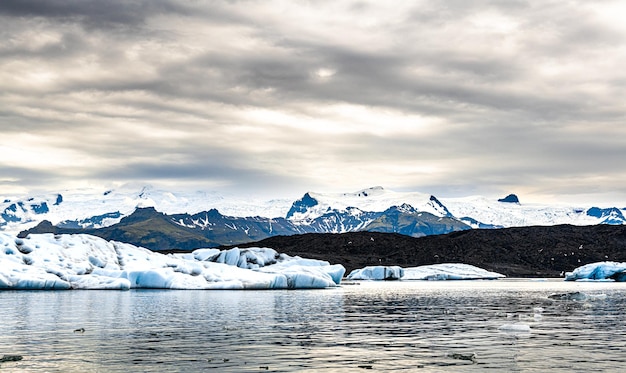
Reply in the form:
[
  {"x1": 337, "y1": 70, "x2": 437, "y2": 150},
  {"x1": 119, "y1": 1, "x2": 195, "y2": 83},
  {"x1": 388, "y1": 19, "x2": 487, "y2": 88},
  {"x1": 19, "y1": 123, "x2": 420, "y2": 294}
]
[{"x1": 314, "y1": 68, "x2": 336, "y2": 79}]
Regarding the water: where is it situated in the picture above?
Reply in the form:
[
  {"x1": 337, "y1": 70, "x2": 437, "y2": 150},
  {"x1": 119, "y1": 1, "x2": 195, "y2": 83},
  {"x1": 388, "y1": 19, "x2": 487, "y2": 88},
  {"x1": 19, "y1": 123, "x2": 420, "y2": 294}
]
[{"x1": 1, "y1": 279, "x2": 626, "y2": 372}]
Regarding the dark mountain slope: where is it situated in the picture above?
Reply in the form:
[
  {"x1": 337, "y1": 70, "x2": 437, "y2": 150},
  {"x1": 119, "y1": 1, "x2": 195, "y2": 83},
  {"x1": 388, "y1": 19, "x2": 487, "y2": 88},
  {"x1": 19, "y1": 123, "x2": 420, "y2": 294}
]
[
  {"x1": 20, "y1": 204, "x2": 471, "y2": 249},
  {"x1": 21, "y1": 207, "x2": 218, "y2": 250},
  {"x1": 228, "y1": 224, "x2": 626, "y2": 277}
]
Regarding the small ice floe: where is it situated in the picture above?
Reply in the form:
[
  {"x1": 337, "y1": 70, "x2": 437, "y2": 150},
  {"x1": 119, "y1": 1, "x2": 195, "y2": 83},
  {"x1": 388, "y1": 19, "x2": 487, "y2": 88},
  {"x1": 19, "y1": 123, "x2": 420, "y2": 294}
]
[
  {"x1": 498, "y1": 323, "x2": 531, "y2": 333},
  {"x1": 500, "y1": 306, "x2": 543, "y2": 322},
  {"x1": 0, "y1": 355, "x2": 23, "y2": 363},
  {"x1": 589, "y1": 293, "x2": 608, "y2": 300},
  {"x1": 548, "y1": 291, "x2": 588, "y2": 301},
  {"x1": 517, "y1": 313, "x2": 542, "y2": 322},
  {"x1": 447, "y1": 352, "x2": 477, "y2": 363},
  {"x1": 548, "y1": 291, "x2": 608, "y2": 304}
]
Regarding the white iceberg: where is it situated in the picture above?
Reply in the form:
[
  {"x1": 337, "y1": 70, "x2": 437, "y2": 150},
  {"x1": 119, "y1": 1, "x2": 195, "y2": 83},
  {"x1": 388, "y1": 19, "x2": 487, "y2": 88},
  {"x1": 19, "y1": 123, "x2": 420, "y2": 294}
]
[
  {"x1": 346, "y1": 266, "x2": 404, "y2": 280},
  {"x1": 564, "y1": 261, "x2": 626, "y2": 281},
  {"x1": 402, "y1": 263, "x2": 505, "y2": 280},
  {"x1": 0, "y1": 233, "x2": 344, "y2": 290},
  {"x1": 346, "y1": 263, "x2": 504, "y2": 281},
  {"x1": 347, "y1": 263, "x2": 506, "y2": 280}
]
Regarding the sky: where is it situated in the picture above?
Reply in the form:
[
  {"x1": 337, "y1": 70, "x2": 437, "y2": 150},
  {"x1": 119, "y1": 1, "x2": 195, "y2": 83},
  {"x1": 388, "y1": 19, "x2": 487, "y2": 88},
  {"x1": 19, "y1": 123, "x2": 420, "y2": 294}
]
[{"x1": 2, "y1": 0, "x2": 626, "y2": 205}]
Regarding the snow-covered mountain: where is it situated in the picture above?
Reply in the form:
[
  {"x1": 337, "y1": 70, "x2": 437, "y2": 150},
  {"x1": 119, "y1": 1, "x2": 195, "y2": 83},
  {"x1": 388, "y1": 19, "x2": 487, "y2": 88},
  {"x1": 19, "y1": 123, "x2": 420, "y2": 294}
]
[
  {"x1": 3, "y1": 185, "x2": 626, "y2": 238},
  {"x1": 286, "y1": 186, "x2": 450, "y2": 221},
  {"x1": 0, "y1": 185, "x2": 294, "y2": 233},
  {"x1": 286, "y1": 186, "x2": 626, "y2": 228}
]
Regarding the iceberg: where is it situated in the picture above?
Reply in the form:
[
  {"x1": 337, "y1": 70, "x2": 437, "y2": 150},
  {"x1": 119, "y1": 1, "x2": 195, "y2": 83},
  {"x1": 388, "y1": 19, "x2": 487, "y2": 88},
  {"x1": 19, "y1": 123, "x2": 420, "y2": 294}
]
[
  {"x1": 0, "y1": 233, "x2": 344, "y2": 290},
  {"x1": 402, "y1": 263, "x2": 505, "y2": 280},
  {"x1": 346, "y1": 263, "x2": 504, "y2": 281},
  {"x1": 346, "y1": 266, "x2": 404, "y2": 280},
  {"x1": 564, "y1": 261, "x2": 626, "y2": 281}
]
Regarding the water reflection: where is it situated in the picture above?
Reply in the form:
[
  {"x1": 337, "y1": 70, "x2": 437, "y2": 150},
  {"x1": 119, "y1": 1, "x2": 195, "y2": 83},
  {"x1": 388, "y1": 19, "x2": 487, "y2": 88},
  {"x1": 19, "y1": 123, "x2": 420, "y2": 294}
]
[{"x1": 1, "y1": 280, "x2": 626, "y2": 372}]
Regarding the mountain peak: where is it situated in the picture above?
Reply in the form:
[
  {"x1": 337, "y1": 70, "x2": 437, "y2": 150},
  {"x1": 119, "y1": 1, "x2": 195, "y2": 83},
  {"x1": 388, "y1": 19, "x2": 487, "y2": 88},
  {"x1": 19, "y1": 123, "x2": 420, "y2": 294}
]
[
  {"x1": 286, "y1": 192, "x2": 319, "y2": 219},
  {"x1": 428, "y1": 195, "x2": 453, "y2": 217},
  {"x1": 498, "y1": 194, "x2": 520, "y2": 204},
  {"x1": 385, "y1": 203, "x2": 418, "y2": 214},
  {"x1": 118, "y1": 206, "x2": 164, "y2": 224}
]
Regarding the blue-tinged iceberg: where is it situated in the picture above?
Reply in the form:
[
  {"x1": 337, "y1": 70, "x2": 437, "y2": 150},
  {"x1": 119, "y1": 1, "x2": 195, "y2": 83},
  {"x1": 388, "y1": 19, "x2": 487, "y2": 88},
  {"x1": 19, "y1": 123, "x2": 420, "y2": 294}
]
[
  {"x1": 564, "y1": 261, "x2": 626, "y2": 281},
  {"x1": 0, "y1": 233, "x2": 344, "y2": 290},
  {"x1": 347, "y1": 263, "x2": 505, "y2": 281},
  {"x1": 346, "y1": 266, "x2": 404, "y2": 280}
]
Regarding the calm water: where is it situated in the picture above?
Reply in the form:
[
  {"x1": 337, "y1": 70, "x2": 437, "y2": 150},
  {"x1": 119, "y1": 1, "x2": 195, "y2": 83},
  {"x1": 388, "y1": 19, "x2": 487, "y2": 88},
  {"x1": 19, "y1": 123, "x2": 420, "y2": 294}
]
[{"x1": 1, "y1": 279, "x2": 626, "y2": 372}]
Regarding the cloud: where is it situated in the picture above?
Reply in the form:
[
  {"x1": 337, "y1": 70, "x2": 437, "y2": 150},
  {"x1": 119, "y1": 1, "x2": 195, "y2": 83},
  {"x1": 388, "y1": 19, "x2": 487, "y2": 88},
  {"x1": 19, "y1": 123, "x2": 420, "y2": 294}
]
[{"x1": 1, "y1": 0, "x2": 626, "y2": 204}]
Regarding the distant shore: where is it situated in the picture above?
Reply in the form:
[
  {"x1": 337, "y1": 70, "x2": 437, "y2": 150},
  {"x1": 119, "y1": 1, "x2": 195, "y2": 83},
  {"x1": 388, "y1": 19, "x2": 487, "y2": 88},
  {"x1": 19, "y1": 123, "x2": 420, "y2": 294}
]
[{"x1": 218, "y1": 225, "x2": 626, "y2": 277}]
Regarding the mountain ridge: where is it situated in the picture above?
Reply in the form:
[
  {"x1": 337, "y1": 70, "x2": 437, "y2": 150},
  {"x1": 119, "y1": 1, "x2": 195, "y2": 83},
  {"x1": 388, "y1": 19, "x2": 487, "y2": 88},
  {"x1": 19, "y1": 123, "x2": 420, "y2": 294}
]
[
  {"x1": 5, "y1": 186, "x2": 626, "y2": 238},
  {"x1": 20, "y1": 204, "x2": 471, "y2": 249}
]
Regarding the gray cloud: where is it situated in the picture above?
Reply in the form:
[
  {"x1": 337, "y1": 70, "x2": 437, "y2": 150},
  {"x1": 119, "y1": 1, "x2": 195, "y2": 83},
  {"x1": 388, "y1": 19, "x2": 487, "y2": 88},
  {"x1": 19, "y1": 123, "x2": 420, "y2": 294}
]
[{"x1": 1, "y1": 0, "x2": 626, "y2": 204}]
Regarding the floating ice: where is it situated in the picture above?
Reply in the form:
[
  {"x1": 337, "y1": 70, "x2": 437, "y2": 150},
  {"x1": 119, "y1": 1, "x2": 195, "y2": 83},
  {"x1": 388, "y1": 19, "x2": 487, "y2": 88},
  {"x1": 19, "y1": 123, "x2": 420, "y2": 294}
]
[
  {"x1": 498, "y1": 323, "x2": 531, "y2": 333},
  {"x1": 447, "y1": 352, "x2": 477, "y2": 363},
  {"x1": 347, "y1": 263, "x2": 504, "y2": 281},
  {"x1": 564, "y1": 261, "x2": 626, "y2": 281},
  {"x1": 346, "y1": 266, "x2": 404, "y2": 280},
  {"x1": 548, "y1": 291, "x2": 589, "y2": 301},
  {"x1": 402, "y1": 263, "x2": 505, "y2": 280},
  {"x1": 0, "y1": 233, "x2": 344, "y2": 290}
]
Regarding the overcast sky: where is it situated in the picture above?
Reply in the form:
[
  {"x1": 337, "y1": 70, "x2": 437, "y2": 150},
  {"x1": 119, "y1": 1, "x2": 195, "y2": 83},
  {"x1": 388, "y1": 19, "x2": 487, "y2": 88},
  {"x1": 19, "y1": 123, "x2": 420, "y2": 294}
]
[{"x1": 2, "y1": 0, "x2": 626, "y2": 205}]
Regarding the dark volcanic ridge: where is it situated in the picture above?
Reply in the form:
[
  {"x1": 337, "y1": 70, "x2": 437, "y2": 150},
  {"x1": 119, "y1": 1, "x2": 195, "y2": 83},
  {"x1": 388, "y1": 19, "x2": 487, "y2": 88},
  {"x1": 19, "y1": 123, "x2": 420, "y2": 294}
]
[{"x1": 224, "y1": 224, "x2": 626, "y2": 277}]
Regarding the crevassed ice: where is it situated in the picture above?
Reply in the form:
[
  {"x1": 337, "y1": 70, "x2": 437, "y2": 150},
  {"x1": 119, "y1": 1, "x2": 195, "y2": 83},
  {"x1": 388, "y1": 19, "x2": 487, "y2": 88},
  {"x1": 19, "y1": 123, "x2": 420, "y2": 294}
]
[
  {"x1": 564, "y1": 261, "x2": 626, "y2": 281},
  {"x1": 0, "y1": 233, "x2": 345, "y2": 290}
]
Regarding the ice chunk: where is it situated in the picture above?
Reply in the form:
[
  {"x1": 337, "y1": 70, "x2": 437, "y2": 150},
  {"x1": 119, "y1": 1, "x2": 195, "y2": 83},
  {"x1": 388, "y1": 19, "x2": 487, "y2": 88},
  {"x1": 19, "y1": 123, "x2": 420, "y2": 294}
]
[
  {"x1": 347, "y1": 266, "x2": 404, "y2": 280},
  {"x1": 498, "y1": 323, "x2": 531, "y2": 333},
  {"x1": 347, "y1": 263, "x2": 504, "y2": 281},
  {"x1": 447, "y1": 352, "x2": 477, "y2": 363},
  {"x1": 0, "y1": 233, "x2": 344, "y2": 290},
  {"x1": 258, "y1": 263, "x2": 345, "y2": 288},
  {"x1": 214, "y1": 247, "x2": 241, "y2": 266},
  {"x1": 403, "y1": 263, "x2": 505, "y2": 280},
  {"x1": 564, "y1": 261, "x2": 626, "y2": 281},
  {"x1": 548, "y1": 291, "x2": 588, "y2": 301}
]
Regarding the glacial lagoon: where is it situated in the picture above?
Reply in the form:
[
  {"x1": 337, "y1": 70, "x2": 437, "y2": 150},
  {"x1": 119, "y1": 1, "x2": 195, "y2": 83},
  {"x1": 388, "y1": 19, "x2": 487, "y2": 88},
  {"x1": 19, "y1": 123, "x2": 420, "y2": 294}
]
[{"x1": 2, "y1": 279, "x2": 626, "y2": 372}]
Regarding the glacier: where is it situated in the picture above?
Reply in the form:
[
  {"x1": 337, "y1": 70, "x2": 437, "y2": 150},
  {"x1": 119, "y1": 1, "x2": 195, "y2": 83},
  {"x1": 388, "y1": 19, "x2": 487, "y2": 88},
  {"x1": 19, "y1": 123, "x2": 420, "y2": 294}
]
[
  {"x1": 0, "y1": 233, "x2": 344, "y2": 290},
  {"x1": 3, "y1": 185, "x2": 625, "y2": 235},
  {"x1": 285, "y1": 187, "x2": 626, "y2": 227},
  {"x1": 347, "y1": 264, "x2": 505, "y2": 281},
  {"x1": 564, "y1": 261, "x2": 626, "y2": 281}
]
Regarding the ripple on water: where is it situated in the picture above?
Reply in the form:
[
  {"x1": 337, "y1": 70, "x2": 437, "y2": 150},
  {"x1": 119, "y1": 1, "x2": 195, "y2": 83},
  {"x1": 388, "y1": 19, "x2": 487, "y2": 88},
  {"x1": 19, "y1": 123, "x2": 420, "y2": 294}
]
[{"x1": 1, "y1": 280, "x2": 626, "y2": 372}]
